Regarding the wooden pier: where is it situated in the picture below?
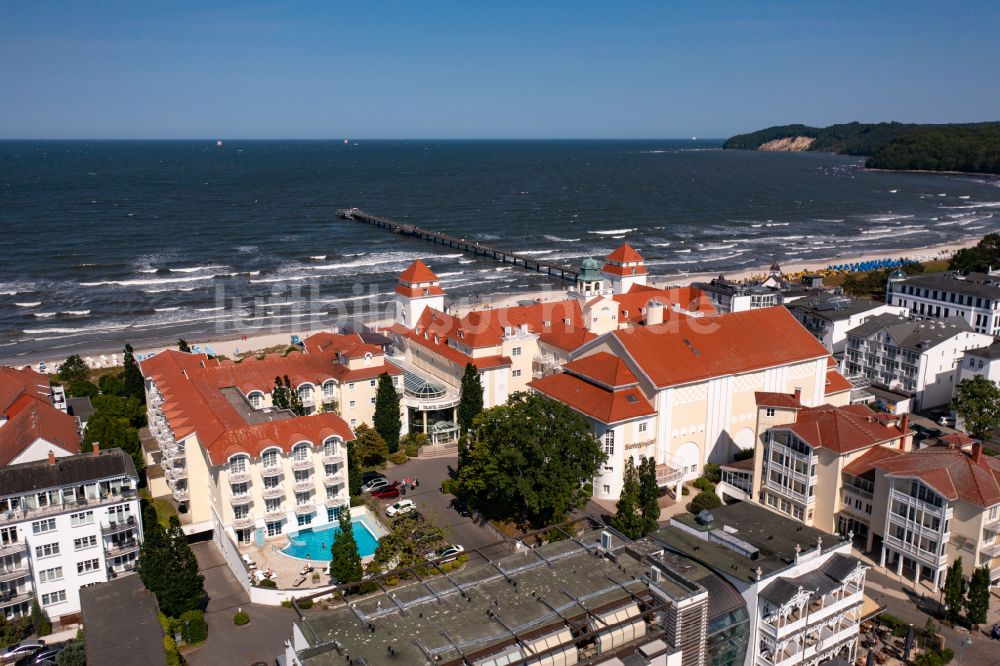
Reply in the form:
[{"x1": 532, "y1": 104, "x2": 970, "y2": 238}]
[{"x1": 336, "y1": 208, "x2": 580, "y2": 281}]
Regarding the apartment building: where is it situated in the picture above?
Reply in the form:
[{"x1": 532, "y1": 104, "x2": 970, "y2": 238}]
[
  {"x1": 842, "y1": 313, "x2": 994, "y2": 409},
  {"x1": 0, "y1": 366, "x2": 79, "y2": 466},
  {"x1": 886, "y1": 269, "x2": 1000, "y2": 335},
  {"x1": 958, "y1": 339, "x2": 1000, "y2": 385},
  {"x1": 140, "y1": 347, "x2": 358, "y2": 541},
  {"x1": 786, "y1": 292, "x2": 908, "y2": 354},
  {"x1": 531, "y1": 307, "x2": 853, "y2": 501},
  {"x1": 0, "y1": 448, "x2": 141, "y2": 626}
]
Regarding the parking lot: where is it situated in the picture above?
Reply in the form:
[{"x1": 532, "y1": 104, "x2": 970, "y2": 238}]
[{"x1": 370, "y1": 455, "x2": 509, "y2": 559}]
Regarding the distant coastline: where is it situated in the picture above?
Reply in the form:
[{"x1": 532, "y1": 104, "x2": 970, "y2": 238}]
[{"x1": 725, "y1": 121, "x2": 1000, "y2": 175}]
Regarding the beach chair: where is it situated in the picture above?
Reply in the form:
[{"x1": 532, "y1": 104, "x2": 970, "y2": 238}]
[{"x1": 293, "y1": 577, "x2": 306, "y2": 587}]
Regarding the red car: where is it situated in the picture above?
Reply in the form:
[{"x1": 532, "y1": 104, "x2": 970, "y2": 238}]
[{"x1": 371, "y1": 482, "x2": 401, "y2": 500}]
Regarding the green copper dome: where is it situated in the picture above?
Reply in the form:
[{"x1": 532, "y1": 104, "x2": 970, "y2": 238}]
[{"x1": 579, "y1": 257, "x2": 603, "y2": 282}]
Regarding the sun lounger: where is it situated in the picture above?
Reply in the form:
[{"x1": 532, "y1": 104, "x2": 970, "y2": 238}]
[{"x1": 293, "y1": 577, "x2": 306, "y2": 587}]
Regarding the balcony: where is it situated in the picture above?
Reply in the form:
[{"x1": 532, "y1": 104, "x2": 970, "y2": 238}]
[
  {"x1": 260, "y1": 464, "x2": 283, "y2": 479},
  {"x1": 165, "y1": 466, "x2": 187, "y2": 482},
  {"x1": 0, "y1": 488, "x2": 139, "y2": 527},
  {"x1": 322, "y1": 450, "x2": 341, "y2": 464},
  {"x1": 291, "y1": 457, "x2": 314, "y2": 472},
  {"x1": 0, "y1": 566, "x2": 31, "y2": 584},
  {"x1": 172, "y1": 487, "x2": 190, "y2": 502},
  {"x1": 292, "y1": 478, "x2": 315, "y2": 493},
  {"x1": 105, "y1": 539, "x2": 141, "y2": 558},
  {"x1": 232, "y1": 515, "x2": 255, "y2": 530},
  {"x1": 262, "y1": 485, "x2": 285, "y2": 500},
  {"x1": 228, "y1": 469, "x2": 251, "y2": 484},
  {"x1": 0, "y1": 590, "x2": 33, "y2": 609},
  {"x1": 324, "y1": 473, "x2": 344, "y2": 487},
  {"x1": 980, "y1": 541, "x2": 1000, "y2": 558},
  {"x1": 0, "y1": 542, "x2": 27, "y2": 558},
  {"x1": 230, "y1": 493, "x2": 253, "y2": 507},
  {"x1": 294, "y1": 503, "x2": 315, "y2": 516},
  {"x1": 101, "y1": 516, "x2": 138, "y2": 536},
  {"x1": 264, "y1": 507, "x2": 286, "y2": 521}
]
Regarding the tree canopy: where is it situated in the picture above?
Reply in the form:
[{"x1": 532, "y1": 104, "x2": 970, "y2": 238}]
[
  {"x1": 57, "y1": 355, "x2": 91, "y2": 386},
  {"x1": 610, "y1": 458, "x2": 644, "y2": 538},
  {"x1": 455, "y1": 392, "x2": 606, "y2": 528},
  {"x1": 352, "y1": 424, "x2": 390, "y2": 467},
  {"x1": 943, "y1": 557, "x2": 964, "y2": 624},
  {"x1": 458, "y1": 363, "x2": 484, "y2": 434},
  {"x1": 951, "y1": 375, "x2": 1000, "y2": 441},
  {"x1": 638, "y1": 457, "x2": 660, "y2": 535},
  {"x1": 139, "y1": 513, "x2": 206, "y2": 617},
  {"x1": 83, "y1": 412, "x2": 144, "y2": 475},
  {"x1": 950, "y1": 234, "x2": 1000, "y2": 274},
  {"x1": 329, "y1": 507, "x2": 363, "y2": 585},
  {"x1": 178, "y1": 339, "x2": 191, "y2": 353},
  {"x1": 373, "y1": 373, "x2": 401, "y2": 453},
  {"x1": 123, "y1": 343, "x2": 145, "y2": 404},
  {"x1": 965, "y1": 565, "x2": 991, "y2": 625},
  {"x1": 367, "y1": 511, "x2": 448, "y2": 576}
]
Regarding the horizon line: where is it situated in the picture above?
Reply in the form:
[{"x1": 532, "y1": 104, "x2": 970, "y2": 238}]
[{"x1": 0, "y1": 137, "x2": 726, "y2": 142}]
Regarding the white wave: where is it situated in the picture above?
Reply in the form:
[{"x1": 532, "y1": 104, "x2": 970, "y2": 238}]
[
  {"x1": 62, "y1": 310, "x2": 90, "y2": 316},
  {"x1": 765, "y1": 222, "x2": 789, "y2": 227},
  {"x1": 864, "y1": 214, "x2": 915, "y2": 223},
  {"x1": 138, "y1": 269, "x2": 158, "y2": 274},
  {"x1": 0, "y1": 291, "x2": 18, "y2": 296},
  {"x1": 813, "y1": 218, "x2": 845, "y2": 223},
  {"x1": 310, "y1": 255, "x2": 327, "y2": 260},
  {"x1": 543, "y1": 235, "x2": 581, "y2": 242},
  {"x1": 699, "y1": 243, "x2": 736, "y2": 250},
  {"x1": 458, "y1": 259, "x2": 476, "y2": 264},
  {"x1": 81, "y1": 274, "x2": 218, "y2": 287},
  {"x1": 236, "y1": 245, "x2": 258, "y2": 253},
  {"x1": 250, "y1": 274, "x2": 312, "y2": 284},
  {"x1": 142, "y1": 286, "x2": 199, "y2": 293},
  {"x1": 675, "y1": 249, "x2": 692, "y2": 254},
  {"x1": 196, "y1": 306, "x2": 225, "y2": 312},
  {"x1": 650, "y1": 242, "x2": 671, "y2": 247},
  {"x1": 436, "y1": 271, "x2": 465, "y2": 277},
  {"x1": 959, "y1": 195, "x2": 970, "y2": 199},
  {"x1": 518, "y1": 250, "x2": 555, "y2": 256},
  {"x1": 940, "y1": 202, "x2": 1000, "y2": 209},
  {"x1": 155, "y1": 307, "x2": 180, "y2": 312},
  {"x1": 15, "y1": 302, "x2": 41, "y2": 307},
  {"x1": 33, "y1": 312, "x2": 57, "y2": 318},
  {"x1": 168, "y1": 265, "x2": 225, "y2": 273},
  {"x1": 587, "y1": 228, "x2": 636, "y2": 235}
]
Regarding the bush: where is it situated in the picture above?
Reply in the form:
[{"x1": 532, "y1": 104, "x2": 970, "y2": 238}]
[
  {"x1": 404, "y1": 444, "x2": 419, "y2": 458},
  {"x1": 440, "y1": 478, "x2": 457, "y2": 495},
  {"x1": 456, "y1": 553, "x2": 469, "y2": 564},
  {"x1": 385, "y1": 576, "x2": 399, "y2": 587},
  {"x1": 690, "y1": 490, "x2": 722, "y2": 514},
  {"x1": 387, "y1": 451, "x2": 408, "y2": 465},
  {"x1": 693, "y1": 477, "x2": 715, "y2": 493},
  {"x1": 180, "y1": 609, "x2": 207, "y2": 644},
  {"x1": 681, "y1": 486, "x2": 690, "y2": 496},
  {"x1": 296, "y1": 598, "x2": 314, "y2": 609},
  {"x1": 233, "y1": 610, "x2": 250, "y2": 625},
  {"x1": 349, "y1": 495, "x2": 365, "y2": 507},
  {"x1": 280, "y1": 600, "x2": 291, "y2": 608},
  {"x1": 733, "y1": 448, "x2": 755, "y2": 461},
  {"x1": 702, "y1": 463, "x2": 721, "y2": 483},
  {"x1": 258, "y1": 578, "x2": 277, "y2": 589},
  {"x1": 163, "y1": 635, "x2": 182, "y2": 666}
]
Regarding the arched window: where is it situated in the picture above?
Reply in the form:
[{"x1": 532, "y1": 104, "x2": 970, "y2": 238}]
[
  {"x1": 260, "y1": 447, "x2": 281, "y2": 469},
  {"x1": 322, "y1": 437, "x2": 340, "y2": 459},
  {"x1": 322, "y1": 380, "x2": 336, "y2": 400},
  {"x1": 247, "y1": 391, "x2": 264, "y2": 409},
  {"x1": 229, "y1": 454, "x2": 250, "y2": 474},
  {"x1": 292, "y1": 442, "x2": 311, "y2": 462},
  {"x1": 297, "y1": 383, "x2": 313, "y2": 403}
]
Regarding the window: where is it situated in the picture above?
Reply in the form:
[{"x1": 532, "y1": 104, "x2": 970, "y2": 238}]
[
  {"x1": 41, "y1": 590, "x2": 66, "y2": 606},
  {"x1": 349, "y1": 383, "x2": 355, "y2": 392},
  {"x1": 77, "y1": 559, "x2": 100, "y2": 574},
  {"x1": 603, "y1": 485, "x2": 611, "y2": 495},
  {"x1": 248, "y1": 391, "x2": 263, "y2": 408},
  {"x1": 32, "y1": 518, "x2": 57, "y2": 535},
  {"x1": 74, "y1": 535, "x2": 97, "y2": 551},
  {"x1": 230, "y1": 455, "x2": 249, "y2": 474},
  {"x1": 297, "y1": 513, "x2": 313, "y2": 526},
  {"x1": 349, "y1": 400, "x2": 356, "y2": 408},
  {"x1": 39, "y1": 567, "x2": 63, "y2": 583},
  {"x1": 233, "y1": 505, "x2": 250, "y2": 520},
  {"x1": 512, "y1": 347, "x2": 522, "y2": 356},
  {"x1": 35, "y1": 543, "x2": 60, "y2": 558},
  {"x1": 765, "y1": 408, "x2": 776, "y2": 417},
  {"x1": 293, "y1": 444, "x2": 310, "y2": 462},
  {"x1": 370, "y1": 397, "x2": 376, "y2": 404},
  {"x1": 370, "y1": 379, "x2": 377, "y2": 387},
  {"x1": 512, "y1": 369, "x2": 522, "y2": 378},
  {"x1": 266, "y1": 521, "x2": 283, "y2": 537},
  {"x1": 261, "y1": 449, "x2": 279, "y2": 468},
  {"x1": 323, "y1": 381, "x2": 336, "y2": 399},
  {"x1": 638, "y1": 422, "x2": 648, "y2": 433},
  {"x1": 265, "y1": 498, "x2": 282, "y2": 513},
  {"x1": 603, "y1": 430, "x2": 615, "y2": 456},
  {"x1": 70, "y1": 511, "x2": 94, "y2": 527},
  {"x1": 350, "y1": 419, "x2": 357, "y2": 428},
  {"x1": 323, "y1": 438, "x2": 339, "y2": 458}
]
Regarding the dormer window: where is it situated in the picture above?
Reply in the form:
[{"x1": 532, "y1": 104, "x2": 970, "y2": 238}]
[{"x1": 423, "y1": 288, "x2": 430, "y2": 296}]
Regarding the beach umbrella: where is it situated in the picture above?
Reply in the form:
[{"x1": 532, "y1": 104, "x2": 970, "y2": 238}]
[
  {"x1": 866, "y1": 648, "x2": 875, "y2": 666},
  {"x1": 903, "y1": 624, "x2": 914, "y2": 661}
]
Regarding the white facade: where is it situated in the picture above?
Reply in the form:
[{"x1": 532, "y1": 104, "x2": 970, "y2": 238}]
[
  {"x1": 958, "y1": 344, "x2": 1000, "y2": 386},
  {"x1": 887, "y1": 271, "x2": 1000, "y2": 336},
  {"x1": 0, "y1": 452, "x2": 141, "y2": 625},
  {"x1": 790, "y1": 301, "x2": 908, "y2": 354}
]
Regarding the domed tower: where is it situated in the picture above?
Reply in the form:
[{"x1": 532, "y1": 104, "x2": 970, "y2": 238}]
[
  {"x1": 886, "y1": 268, "x2": 908, "y2": 305},
  {"x1": 394, "y1": 260, "x2": 445, "y2": 326},
  {"x1": 769, "y1": 261, "x2": 783, "y2": 280},
  {"x1": 602, "y1": 243, "x2": 648, "y2": 294},
  {"x1": 573, "y1": 257, "x2": 606, "y2": 298}
]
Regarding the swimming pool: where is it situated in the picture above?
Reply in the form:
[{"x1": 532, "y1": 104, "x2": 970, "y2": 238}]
[{"x1": 281, "y1": 518, "x2": 380, "y2": 561}]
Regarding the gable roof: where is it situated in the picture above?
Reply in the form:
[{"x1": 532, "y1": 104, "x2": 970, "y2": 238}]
[
  {"x1": 778, "y1": 404, "x2": 908, "y2": 455},
  {"x1": 563, "y1": 352, "x2": 639, "y2": 389},
  {"x1": 843, "y1": 445, "x2": 900, "y2": 478},
  {"x1": 606, "y1": 307, "x2": 830, "y2": 389},
  {"x1": 755, "y1": 391, "x2": 802, "y2": 409},
  {"x1": 847, "y1": 313, "x2": 975, "y2": 351},
  {"x1": 301, "y1": 332, "x2": 384, "y2": 358},
  {"x1": 612, "y1": 284, "x2": 716, "y2": 325},
  {"x1": 0, "y1": 366, "x2": 51, "y2": 414},
  {"x1": 0, "y1": 393, "x2": 80, "y2": 465},
  {"x1": 606, "y1": 243, "x2": 645, "y2": 264},
  {"x1": 528, "y1": 372, "x2": 655, "y2": 425},
  {"x1": 873, "y1": 445, "x2": 1000, "y2": 507},
  {"x1": 825, "y1": 369, "x2": 853, "y2": 396}
]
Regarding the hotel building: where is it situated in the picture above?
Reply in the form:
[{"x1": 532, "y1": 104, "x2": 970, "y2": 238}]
[
  {"x1": 786, "y1": 292, "x2": 908, "y2": 354},
  {"x1": 886, "y1": 269, "x2": 1000, "y2": 335},
  {"x1": 0, "y1": 366, "x2": 79, "y2": 466},
  {"x1": 0, "y1": 448, "x2": 141, "y2": 626}
]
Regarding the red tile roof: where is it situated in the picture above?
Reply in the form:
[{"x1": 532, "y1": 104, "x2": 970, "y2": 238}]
[
  {"x1": 0, "y1": 394, "x2": 80, "y2": 465},
  {"x1": 873, "y1": 446, "x2": 1000, "y2": 507},
  {"x1": 606, "y1": 244, "x2": 645, "y2": 264},
  {"x1": 755, "y1": 391, "x2": 802, "y2": 409},
  {"x1": 721, "y1": 457, "x2": 755, "y2": 471},
  {"x1": 302, "y1": 332, "x2": 383, "y2": 358},
  {"x1": 613, "y1": 285, "x2": 716, "y2": 324},
  {"x1": 538, "y1": 328, "x2": 597, "y2": 353},
  {"x1": 398, "y1": 259, "x2": 440, "y2": 283},
  {"x1": 843, "y1": 445, "x2": 901, "y2": 478},
  {"x1": 609, "y1": 307, "x2": 830, "y2": 388},
  {"x1": 602, "y1": 263, "x2": 649, "y2": 277},
  {"x1": 780, "y1": 404, "x2": 908, "y2": 455},
  {"x1": 0, "y1": 366, "x2": 52, "y2": 414},
  {"x1": 141, "y1": 349, "x2": 358, "y2": 465},
  {"x1": 563, "y1": 352, "x2": 639, "y2": 388},
  {"x1": 529, "y1": 372, "x2": 655, "y2": 425},
  {"x1": 825, "y1": 369, "x2": 853, "y2": 395}
]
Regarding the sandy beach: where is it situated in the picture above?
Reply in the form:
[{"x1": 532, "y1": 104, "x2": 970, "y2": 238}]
[{"x1": 5, "y1": 237, "x2": 981, "y2": 373}]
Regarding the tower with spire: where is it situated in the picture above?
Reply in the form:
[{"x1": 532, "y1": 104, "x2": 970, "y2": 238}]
[
  {"x1": 394, "y1": 260, "x2": 444, "y2": 326},
  {"x1": 602, "y1": 243, "x2": 648, "y2": 295}
]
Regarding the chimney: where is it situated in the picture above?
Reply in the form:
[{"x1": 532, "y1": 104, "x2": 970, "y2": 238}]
[
  {"x1": 898, "y1": 415, "x2": 909, "y2": 451},
  {"x1": 92, "y1": 442, "x2": 100, "y2": 455},
  {"x1": 48, "y1": 450, "x2": 55, "y2": 465},
  {"x1": 973, "y1": 442, "x2": 984, "y2": 464},
  {"x1": 793, "y1": 388, "x2": 802, "y2": 403}
]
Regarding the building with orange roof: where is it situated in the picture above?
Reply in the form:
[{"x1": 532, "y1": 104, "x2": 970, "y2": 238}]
[
  {"x1": 139, "y1": 335, "x2": 401, "y2": 544},
  {"x1": 0, "y1": 367, "x2": 79, "y2": 466},
  {"x1": 602, "y1": 243, "x2": 648, "y2": 294}
]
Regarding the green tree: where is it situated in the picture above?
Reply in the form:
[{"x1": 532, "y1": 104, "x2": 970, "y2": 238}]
[
  {"x1": 346, "y1": 438, "x2": 363, "y2": 496},
  {"x1": 92, "y1": 393, "x2": 146, "y2": 428},
  {"x1": 271, "y1": 376, "x2": 289, "y2": 410},
  {"x1": 610, "y1": 458, "x2": 644, "y2": 538},
  {"x1": 285, "y1": 375, "x2": 305, "y2": 416},
  {"x1": 123, "y1": 343, "x2": 145, "y2": 404},
  {"x1": 29, "y1": 598, "x2": 51, "y2": 637},
  {"x1": 455, "y1": 392, "x2": 606, "y2": 528},
  {"x1": 329, "y1": 507, "x2": 363, "y2": 585},
  {"x1": 98, "y1": 372, "x2": 127, "y2": 397},
  {"x1": 638, "y1": 456, "x2": 661, "y2": 535},
  {"x1": 67, "y1": 379, "x2": 99, "y2": 399},
  {"x1": 159, "y1": 517, "x2": 206, "y2": 617},
  {"x1": 690, "y1": 490, "x2": 722, "y2": 514},
  {"x1": 965, "y1": 565, "x2": 991, "y2": 625},
  {"x1": 457, "y1": 363, "x2": 484, "y2": 434},
  {"x1": 951, "y1": 375, "x2": 1000, "y2": 440},
  {"x1": 943, "y1": 557, "x2": 964, "y2": 624},
  {"x1": 58, "y1": 355, "x2": 91, "y2": 386},
  {"x1": 733, "y1": 448, "x2": 755, "y2": 461},
  {"x1": 83, "y1": 412, "x2": 145, "y2": 476},
  {"x1": 178, "y1": 339, "x2": 191, "y2": 353},
  {"x1": 373, "y1": 373, "x2": 401, "y2": 453},
  {"x1": 368, "y1": 511, "x2": 448, "y2": 575},
  {"x1": 702, "y1": 463, "x2": 722, "y2": 484},
  {"x1": 353, "y1": 424, "x2": 390, "y2": 467},
  {"x1": 55, "y1": 637, "x2": 86, "y2": 666},
  {"x1": 951, "y1": 234, "x2": 1000, "y2": 273}
]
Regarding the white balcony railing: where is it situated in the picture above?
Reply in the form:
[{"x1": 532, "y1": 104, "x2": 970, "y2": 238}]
[
  {"x1": 229, "y1": 469, "x2": 251, "y2": 484},
  {"x1": 230, "y1": 493, "x2": 252, "y2": 507},
  {"x1": 262, "y1": 485, "x2": 285, "y2": 500},
  {"x1": 232, "y1": 515, "x2": 255, "y2": 530},
  {"x1": 291, "y1": 457, "x2": 314, "y2": 472}
]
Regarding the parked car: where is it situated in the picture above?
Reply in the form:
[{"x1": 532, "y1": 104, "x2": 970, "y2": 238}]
[
  {"x1": 31, "y1": 644, "x2": 65, "y2": 664},
  {"x1": 426, "y1": 544, "x2": 465, "y2": 563},
  {"x1": 938, "y1": 415, "x2": 956, "y2": 427},
  {"x1": 361, "y1": 471, "x2": 386, "y2": 485},
  {"x1": 992, "y1": 623, "x2": 1000, "y2": 640},
  {"x1": 450, "y1": 498, "x2": 472, "y2": 517},
  {"x1": 361, "y1": 477, "x2": 392, "y2": 494},
  {"x1": 371, "y1": 482, "x2": 401, "y2": 500},
  {"x1": 1, "y1": 641, "x2": 44, "y2": 664},
  {"x1": 386, "y1": 499, "x2": 416, "y2": 517}
]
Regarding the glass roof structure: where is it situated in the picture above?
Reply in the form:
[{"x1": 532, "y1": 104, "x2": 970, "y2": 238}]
[{"x1": 402, "y1": 370, "x2": 448, "y2": 400}]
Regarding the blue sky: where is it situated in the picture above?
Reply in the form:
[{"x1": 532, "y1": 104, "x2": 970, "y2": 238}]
[{"x1": 1, "y1": 1, "x2": 997, "y2": 139}]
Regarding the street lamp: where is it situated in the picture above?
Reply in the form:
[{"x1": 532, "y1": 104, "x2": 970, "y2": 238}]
[{"x1": 958, "y1": 634, "x2": 974, "y2": 664}]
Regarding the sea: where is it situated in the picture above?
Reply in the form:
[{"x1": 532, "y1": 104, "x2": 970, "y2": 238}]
[{"x1": 2, "y1": 139, "x2": 1000, "y2": 365}]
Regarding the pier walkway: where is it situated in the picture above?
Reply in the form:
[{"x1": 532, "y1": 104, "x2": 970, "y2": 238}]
[{"x1": 336, "y1": 208, "x2": 580, "y2": 281}]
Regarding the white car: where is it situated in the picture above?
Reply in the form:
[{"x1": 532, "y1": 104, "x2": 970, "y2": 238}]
[
  {"x1": 386, "y1": 499, "x2": 416, "y2": 518},
  {"x1": 426, "y1": 544, "x2": 465, "y2": 563},
  {"x1": 361, "y1": 478, "x2": 392, "y2": 494}
]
